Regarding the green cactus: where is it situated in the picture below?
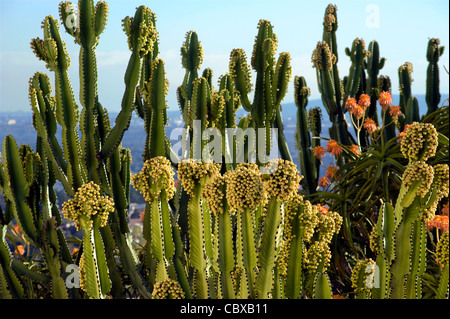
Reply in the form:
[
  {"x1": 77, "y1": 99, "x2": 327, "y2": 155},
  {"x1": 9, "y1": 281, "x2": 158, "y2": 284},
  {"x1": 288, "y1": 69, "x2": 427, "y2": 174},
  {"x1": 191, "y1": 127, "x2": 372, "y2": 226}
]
[
  {"x1": 229, "y1": 20, "x2": 292, "y2": 164},
  {"x1": 364, "y1": 40, "x2": 386, "y2": 125},
  {"x1": 398, "y1": 62, "x2": 417, "y2": 129},
  {"x1": 312, "y1": 4, "x2": 358, "y2": 152},
  {"x1": 27, "y1": 2, "x2": 160, "y2": 299},
  {"x1": 62, "y1": 181, "x2": 114, "y2": 298},
  {"x1": 356, "y1": 122, "x2": 448, "y2": 299},
  {"x1": 294, "y1": 76, "x2": 320, "y2": 195},
  {"x1": 177, "y1": 160, "x2": 220, "y2": 298},
  {"x1": 426, "y1": 38, "x2": 445, "y2": 115},
  {"x1": 99, "y1": 5, "x2": 157, "y2": 160}
]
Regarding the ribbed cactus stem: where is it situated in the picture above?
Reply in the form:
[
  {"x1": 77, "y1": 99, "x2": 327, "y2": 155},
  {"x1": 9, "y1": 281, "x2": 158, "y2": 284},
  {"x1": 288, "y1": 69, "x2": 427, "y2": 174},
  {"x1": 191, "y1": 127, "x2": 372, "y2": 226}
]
[
  {"x1": 255, "y1": 197, "x2": 282, "y2": 298},
  {"x1": 99, "y1": 6, "x2": 157, "y2": 159},
  {"x1": 240, "y1": 208, "x2": 257, "y2": 298},
  {"x1": 2, "y1": 136, "x2": 38, "y2": 245},
  {"x1": 188, "y1": 184, "x2": 208, "y2": 298},
  {"x1": 294, "y1": 76, "x2": 316, "y2": 195},
  {"x1": 180, "y1": 31, "x2": 203, "y2": 102},
  {"x1": 143, "y1": 59, "x2": 169, "y2": 160},
  {"x1": 426, "y1": 38, "x2": 444, "y2": 115},
  {"x1": 365, "y1": 40, "x2": 385, "y2": 125}
]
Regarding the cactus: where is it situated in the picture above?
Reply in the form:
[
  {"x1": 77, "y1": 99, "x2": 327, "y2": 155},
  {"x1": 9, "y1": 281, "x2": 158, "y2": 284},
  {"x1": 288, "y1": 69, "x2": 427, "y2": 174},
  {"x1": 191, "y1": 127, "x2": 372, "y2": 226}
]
[
  {"x1": 27, "y1": 1, "x2": 160, "y2": 299},
  {"x1": 294, "y1": 76, "x2": 321, "y2": 195},
  {"x1": 426, "y1": 38, "x2": 445, "y2": 115},
  {"x1": 364, "y1": 40, "x2": 386, "y2": 126},
  {"x1": 354, "y1": 122, "x2": 449, "y2": 299},
  {"x1": 312, "y1": 5, "x2": 360, "y2": 152},
  {"x1": 62, "y1": 181, "x2": 114, "y2": 298},
  {"x1": 177, "y1": 160, "x2": 220, "y2": 298},
  {"x1": 229, "y1": 20, "x2": 292, "y2": 164},
  {"x1": 1, "y1": 135, "x2": 71, "y2": 298},
  {"x1": 2, "y1": 0, "x2": 448, "y2": 300},
  {"x1": 398, "y1": 62, "x2": 419, "y2": 129}
]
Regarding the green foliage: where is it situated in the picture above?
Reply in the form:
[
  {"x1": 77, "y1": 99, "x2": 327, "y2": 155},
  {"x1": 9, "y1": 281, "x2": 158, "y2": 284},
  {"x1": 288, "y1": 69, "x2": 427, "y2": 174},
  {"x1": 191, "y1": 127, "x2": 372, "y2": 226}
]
[{"x1": 0, "y1": 1, "x2": 448, "y2": 300}]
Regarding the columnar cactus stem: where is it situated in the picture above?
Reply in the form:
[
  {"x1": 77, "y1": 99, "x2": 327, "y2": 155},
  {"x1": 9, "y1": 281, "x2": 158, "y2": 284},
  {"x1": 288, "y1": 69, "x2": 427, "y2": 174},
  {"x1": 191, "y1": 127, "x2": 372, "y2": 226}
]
[
  {"x1": 229, "y1": 20, "x2": 292, "y2": 164},
  {"x1": 294, "y1": 76, "x2": 318, "y2": 195},
  {"x1": 398, "y1": 62, "x2": 414, "y2": 130},
  {"x1": 225, "y1": 163, "x2": 264, "y2": 298},
  {"x1": 177, "y1": 160, "x2": 220, "y2": 298},
  {"x1": 365, "y1": 40, "x2": 386, "y2": 125},
  {"x1": 256, "y1": 159, "x2": 301, "y2": 298},
  {"x1": 426, "y1": 38, "x2": 445, "y2": 115},
  {"x1": 132, "y1": 157, "x2": 176, "y2": 283},
  {"x1": 31, "y1": 15, "x2": 87, "y2": 192},
  {"x1": 62, "y1": 181, "x2": 114, "y2": 298},
  {"x1": 99, "y1": 5, "x2": 157, "y2": 159}
]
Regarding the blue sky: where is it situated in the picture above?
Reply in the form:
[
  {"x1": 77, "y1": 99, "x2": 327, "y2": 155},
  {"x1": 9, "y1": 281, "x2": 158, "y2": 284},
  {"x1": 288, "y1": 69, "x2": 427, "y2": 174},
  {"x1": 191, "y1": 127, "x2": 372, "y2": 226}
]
[{"x1": 0, "y1": 0, "x2": 449, "y2": 112}]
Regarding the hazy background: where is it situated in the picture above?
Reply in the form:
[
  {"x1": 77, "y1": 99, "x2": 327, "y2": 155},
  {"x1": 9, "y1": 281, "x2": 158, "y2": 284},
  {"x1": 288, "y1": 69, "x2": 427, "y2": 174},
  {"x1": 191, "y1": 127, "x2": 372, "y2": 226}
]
[{"x1": 1, "y1": 0, "x2": 449, "y2": 114}]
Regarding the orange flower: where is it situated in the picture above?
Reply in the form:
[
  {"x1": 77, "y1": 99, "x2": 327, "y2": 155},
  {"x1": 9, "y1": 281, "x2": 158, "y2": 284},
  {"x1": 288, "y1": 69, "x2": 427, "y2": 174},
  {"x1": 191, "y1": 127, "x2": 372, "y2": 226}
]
[
  {"x1": 378, "y1": 91, "x2": 392, "y2": 111},
  {"x1": 325, "y1": 166, "x2": 339, "y2": 179},
  {"x1": 71, "y1": 247, "x2": 79, "y2": 255},
  {"x1": 352, "y1": 105, "x2": 365, "y2": 120},
  {"x1": 358, "y1": 94, "x2": 371, "y2": 109},
  {"x1": 316, "y1": 204, "x2": 329, "y2": 215},
  {"x1": 14, "y1": 245, "x2": 25, "y2": 256},
  {"x1": 13, "y1": 224, "x2": 21, "y2": 234},
  {"x1": 313, "y1": 146, "x2": 326, "y2": 159},
  {"x1": 326, "y1": 139, "x2": 343, "y2": 157},
  {"x1": 389, "y1": 105, "x2": 402, "y2": 118},
  {"x1": 363, "y1": 118, "x2": 377, "y2": 134},
  {"x1": 426, "y1": 215, "x2": 449, "y2": 232},
  {"x1": 345, "y1": 97, "x2": 357, "y2": 112},
  {"x1": 318, "y1": 177, "x2": 329, "y2": 188},
  {"x1": 349, "y1": 144, "x2": 360, "y2": 156}
]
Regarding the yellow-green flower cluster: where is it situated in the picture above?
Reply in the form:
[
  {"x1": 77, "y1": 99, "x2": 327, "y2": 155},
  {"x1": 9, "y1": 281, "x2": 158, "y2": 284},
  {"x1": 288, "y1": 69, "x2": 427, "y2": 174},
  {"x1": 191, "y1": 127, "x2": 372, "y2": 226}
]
[
  {"x1": 435, "y1": 231, "x2": 449, "y2": 266},
  {"x1": 316, "y1": 208, "x2": 343, "y2": 244},
  {"x1": 224, "y1": 163, "x2": 264, "y2": 212},
  {"x1": 312, "y1": 41, "x2": 336, "y2": 71},
  {"x1": 131, "y1": 156, "x2": 175, "y2": 202},
  {"x1": 151, "y1": 278, "x2": 185, "y2": 299},
  {"x1": 400, "y1": 122, "x2": 438, "y2": 161},
  {"x1": 202, "y1": 174, "x2": 226, "y2": 216},
  {"x1": 369, "y1": 226, "x2": 382, "y2": 255},
  {"x1": 304, "y1": 241, "x2": 331, "y2": 272},
  {"x1": 177, "y1": 159, "x2": 220, "y2": 196},
  {"x1": 433, "y1": 164, "x2": 449, "y2": 199},
  {"x1": 285, "y1": 193, "x2": 318, "y2": 242},
  {"x1": 62, "y1": 181, "x2": 114, "y2": 231},
  {"x1": 262, "y1": 159, "x2": 302, "y2": 202},
  {"x1": 402, "y1": 161, "x2": 434, "y2": 198},
  {"x1": 351, "y1": 258, "x2": 376, "y2": 294},
  {"x1": 418, "y1": 164, "x2": 449, "y2": 222}
]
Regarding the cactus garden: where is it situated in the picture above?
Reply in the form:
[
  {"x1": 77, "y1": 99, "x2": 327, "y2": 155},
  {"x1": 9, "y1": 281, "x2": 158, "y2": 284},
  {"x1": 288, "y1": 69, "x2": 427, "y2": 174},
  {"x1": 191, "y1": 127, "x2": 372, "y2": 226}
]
[{"x1": 0, "y1": 1, "x2": 449, "y2": 301}]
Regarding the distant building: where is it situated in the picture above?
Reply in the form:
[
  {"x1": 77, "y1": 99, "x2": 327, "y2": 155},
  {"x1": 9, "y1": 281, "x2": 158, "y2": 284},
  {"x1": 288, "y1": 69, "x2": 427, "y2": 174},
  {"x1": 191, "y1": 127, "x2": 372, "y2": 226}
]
[{"x1": 8, "y1": 119, "x2": 16, "y2": 125}]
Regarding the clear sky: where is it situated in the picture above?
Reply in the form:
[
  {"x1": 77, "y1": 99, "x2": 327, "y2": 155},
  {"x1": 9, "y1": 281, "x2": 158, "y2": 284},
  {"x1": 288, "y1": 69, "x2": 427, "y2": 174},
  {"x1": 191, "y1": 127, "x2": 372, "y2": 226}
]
[{"x1": 1, "y1": 0, "x2": 449, "y2": 112}]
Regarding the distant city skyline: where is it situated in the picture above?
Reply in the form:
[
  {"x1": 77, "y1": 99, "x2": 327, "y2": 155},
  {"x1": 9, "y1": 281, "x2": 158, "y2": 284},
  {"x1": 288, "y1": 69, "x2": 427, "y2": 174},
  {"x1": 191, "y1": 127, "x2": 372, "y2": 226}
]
[{"x1": 1, "y1": 0, "x2": 449, "y2": 113}]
